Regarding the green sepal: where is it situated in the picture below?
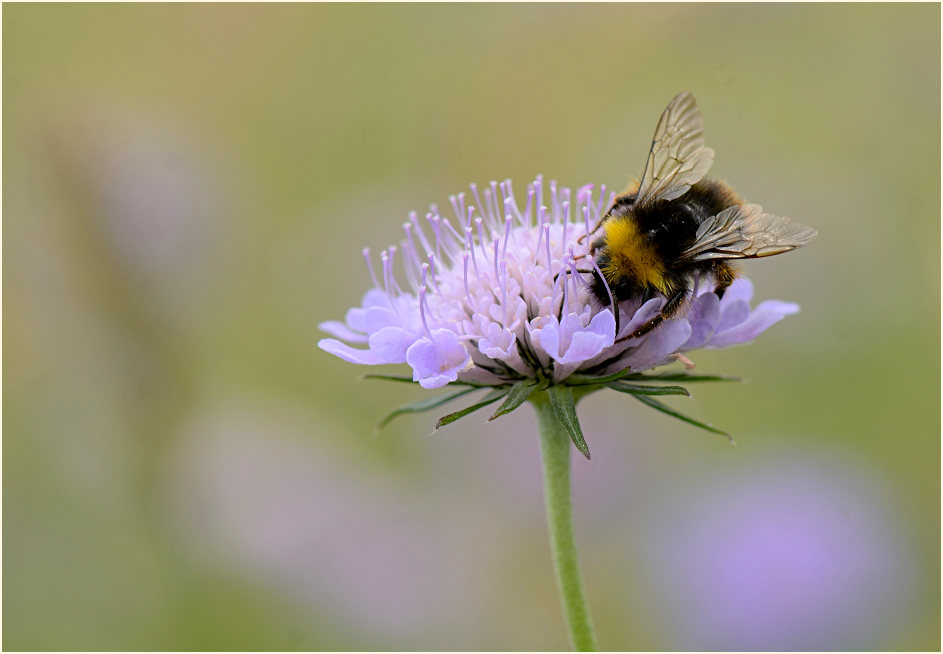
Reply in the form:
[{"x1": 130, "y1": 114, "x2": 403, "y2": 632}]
[
  {"x1": 627, "y1": 372, "x2": 741, "y2": 383},
  {"x1": 632, "y1": 393, "x2": 732, "y2": 441},
  {"x1": 363, "y1": 373, "x2": 417, "y2": 384},
  {"x1": 489, "y1": 380, "x2": 537, "y2": 421},
  {"x1": 548, "y1": 385, "x2": 591, "y2": 460},
  {"x1": 377, "y1": 387, "x2": 478, "y2": 430},
  {"x1": 364, "y1": 373, "x2": 498, "y2": 388},
  {"x1": 435, "y1": 387, "x2": 509, "y2": 430},
  {"x1": 564, "y1": 368, "x2": 632, "y2": 386},
  {"x1": 607, "y1": 381, "x2": 691, "y2": 397}
]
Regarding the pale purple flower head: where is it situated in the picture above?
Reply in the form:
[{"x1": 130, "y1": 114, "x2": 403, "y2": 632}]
[{"x1": 319, "y1": 178, "x2": 799, "y2": 389}]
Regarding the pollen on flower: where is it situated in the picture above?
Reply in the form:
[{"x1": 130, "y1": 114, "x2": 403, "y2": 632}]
[{"x1": 318, "y1": 177, "x2": 800, "y2": 389}]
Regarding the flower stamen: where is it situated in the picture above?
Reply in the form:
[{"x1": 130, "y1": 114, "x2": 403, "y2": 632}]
[
  {"x1": 561, "y1": 201, "x2": 570, "y2": 253},
  {"x1": 462, "y1": 251, "x2": 471, "y2": 301},
  {"x1": 543, "y1": 221, "x2": 553, "y2": 278},
  {"x1": 428, "y1": 212, "x2": 442, "y2": 262},
  {"x1": 470, "y1": 183, "x2": 486, "y2": 224},
  {"x1": 408, "y1": 211, "x2": 433, "y2": 255},
  {"x1": 362, "y1": 247, "x2": 380, "y2": 291},
  {"x1": 523, "y1": 186, "x2": 535, "y2": 226},
  {"x1": 418, "y1": 285, "x2": 432, "y2": 337}
]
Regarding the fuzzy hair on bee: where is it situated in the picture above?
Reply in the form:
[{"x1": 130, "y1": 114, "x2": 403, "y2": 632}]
[{"x1": 587, "y1": 92, "x2": 817, "y2": 342}]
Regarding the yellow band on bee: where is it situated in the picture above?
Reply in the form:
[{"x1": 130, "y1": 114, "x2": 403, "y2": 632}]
[{"x1": 600, "y1": 219, "x2": 669, "y2": 293}]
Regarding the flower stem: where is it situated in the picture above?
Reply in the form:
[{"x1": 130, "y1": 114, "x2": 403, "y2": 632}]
[{"x1": 532, "y1": 394, "x2": 598, "y2": 651}]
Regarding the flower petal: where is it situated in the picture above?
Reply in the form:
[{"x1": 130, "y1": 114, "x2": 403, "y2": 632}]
[
  {"x1": 406, "y1": 329, "x2": 472, "y2": 389},
  {"x1": 715, "y1": 299, "x2": 751, "y2": 333},
  {"x1": 624, "y1": 319, "x2": 693, "y2": 371},
  {"x1": 318, "y1": 320, "x2": 368, "y2": 344},
  {"x1": 345, "y1": 288, "x2": 394, "y2": 333},
  {"x1": 318, "y1": 338, "x2": 388, "y2": 365},
  {"x1": 688, "y1": 290, "x2": 722, "y2": 325},
  {"x1": 682, "y1": 291, "x2": 721, "y2": 350},
  {"x1": 682, "y1": 319, "x2": 716, "y2": 351},
  {"x1": 558, "y1": 310, "x2": 616, "y2": 364},
  {"x1": 535, "y1": 317, "x2": 563, "y2": 361},
  {"x1": 617, "y1": 297, "x2": 665, "y2": 342},
  {"x1": 478, "y1": 323, "x2": 517, "y2": 360},
  {"x1": 368, "y1": 326, "x2": 418, "y2": 363},
  {"x1": 706, "y1": 300, "x2": 800, "y2": 348},
  {"x1": 720, "y1": 277, "x2": 754, "y2": 304}
]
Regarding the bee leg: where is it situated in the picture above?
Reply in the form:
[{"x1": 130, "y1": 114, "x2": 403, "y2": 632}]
[
  {"x1": 712, "y1": 263, "x2": 736, "y2": 299},
  {"x1": 608, "y1": 292, "x2": 622, "y2": 338},
  {"x1": 614, "y1": 288, "x2": 688, "y2": 344},
  {"x1": 553, "y1": 268, "x2": 594, "y2": 284}
]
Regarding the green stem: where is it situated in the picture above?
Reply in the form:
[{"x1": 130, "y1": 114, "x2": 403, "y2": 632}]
[{"x1": 532, "y1": 393, "x2": 598, "y2": 651}]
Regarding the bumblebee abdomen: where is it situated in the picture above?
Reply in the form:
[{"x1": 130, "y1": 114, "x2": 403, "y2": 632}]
[
  {"x1": 635, "y1": 179, "x2": 741, "y2": 262},
  {"x1": 683, "y1": 179, "x2": 741, "y2": 218}
]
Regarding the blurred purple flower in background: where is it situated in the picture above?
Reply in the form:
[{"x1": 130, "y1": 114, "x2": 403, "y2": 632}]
[
  {"x1": 163, "y1": 404, "x2": 482, "y2": 643},
  {"x1": 78, "y1": 110, "x2": 229, "y2": 329},
  {"x1": 637, "y1": 451, "x2": 912, "y2": 650}
]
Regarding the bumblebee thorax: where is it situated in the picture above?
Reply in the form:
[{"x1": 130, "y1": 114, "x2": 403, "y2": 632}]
[{"x1": 599, "y1": 217, "x2": 669, "y2": 293}]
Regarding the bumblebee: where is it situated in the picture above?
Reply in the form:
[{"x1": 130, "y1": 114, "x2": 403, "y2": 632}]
[{"x1": 588, "y1": 92, "x2": 817, "y2": 341}]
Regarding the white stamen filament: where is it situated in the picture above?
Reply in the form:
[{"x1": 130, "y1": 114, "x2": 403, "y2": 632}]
[
  {"x1": 464, "y1": 226, "x2": 480, "y2": 278},
  {"x1": 470, "y1": 183, "x2": 486, "y2": 224},
  {"x1": 462, "y1": 251, "x2": 471, "y2": 301},
  {"x1": 408, "y1": 211, "x2": 434, "y2": 256},
  {"x1": 501, "y1": 215, "x2": 513, "y2": 261},
  {"x1": 362, "y1": 248, "x2": 380, "y2": 290},
  {"x1": 500, "y1": 261, "x2": 508, "y2": 327},
  {"x1": 523, "y1": 187, "x2": 535, "y2": 226},
  {"x1": 489, "y1": 180, "x2": 501, "y2": 225},
  {"x1": 418, "y1": 284, "x2": 432, "y2": 337},
  {"x1": 561, "y1": 201, "x2": 570, "y2": 253},
  {"x1": 543, "y1": 222, "x2": 553, "y2": 276}
]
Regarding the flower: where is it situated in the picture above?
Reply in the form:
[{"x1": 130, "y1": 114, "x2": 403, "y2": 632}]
[
  {"x1": 637, "y1": 453, "x2": 910, "y2": 650},
  {"x1": 319, "y1": 177, "x2": 798, "y2": 390}
]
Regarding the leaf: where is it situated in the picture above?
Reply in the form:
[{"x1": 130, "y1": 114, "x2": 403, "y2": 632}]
[
  {"x1": 607, "y1": 381, "x2": 691, "y2": 397},
  {"x1": 364, "y1": 373, "x2": 497, "y2": 388},
  {"x1": 627, "y1": 372, "x2": 741, "y2": 383},
  {"x1": 564, "y1": 368, "x2": 632, "y2": 386},
  {"x1": 363, "y1": 373, "x2": 418, "y2": 384},
  {"x1": 377, "y1": 387, "x2": 478, "y2": 429},
  {"x1": 548, "y1": 385, "x2": 591, "y2": 460},
  {"x1": 631, "y1": 394, "x2": 732, "y2": 440},
  {"x1": 435, "y1": 387, "x2": 509, "y2": 430},
  {"x1": 489, "y1": 380, "x2": 537, "y2": 421}
]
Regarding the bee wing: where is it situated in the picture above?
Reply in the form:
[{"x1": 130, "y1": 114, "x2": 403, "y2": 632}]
[
  {"x1": 634, "y1": 92, "x2": 715, "y2": 207},
  {"x1": 680, "y1": 204, "x2": 818, "y2": 262}
]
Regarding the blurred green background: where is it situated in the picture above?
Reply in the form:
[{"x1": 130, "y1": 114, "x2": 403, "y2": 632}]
[{"x1": 4, "y1": 3, "x2": 939, "y2": 651}]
